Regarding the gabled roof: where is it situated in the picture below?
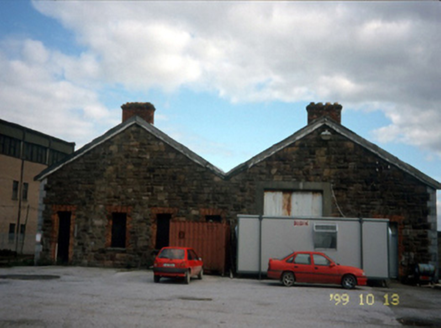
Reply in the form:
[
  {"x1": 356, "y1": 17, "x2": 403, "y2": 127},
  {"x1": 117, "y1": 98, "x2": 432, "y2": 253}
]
[
  {"x1": 225, "y1": 117, "x2": 441, "y2": 190},
  {"x1": 35, "y1": 116, "x2": 225, "y2": 181},
  {"x1": 35, "y1": 114, "x2": 441, "y2": 190}
]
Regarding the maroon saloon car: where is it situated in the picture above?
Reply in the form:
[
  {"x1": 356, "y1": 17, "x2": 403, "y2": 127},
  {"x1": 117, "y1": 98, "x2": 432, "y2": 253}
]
[
  {"x1": 153, "y1": 247, "x2": 203, "y2": 284},
  {"x1": 267, "y1": 251, "x2": 367, "y2": 289}
]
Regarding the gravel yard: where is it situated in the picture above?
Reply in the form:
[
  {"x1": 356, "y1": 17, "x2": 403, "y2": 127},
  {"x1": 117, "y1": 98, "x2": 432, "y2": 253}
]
[{"x1": 0, "y1": 266, "x2": 440, "y2": 327}]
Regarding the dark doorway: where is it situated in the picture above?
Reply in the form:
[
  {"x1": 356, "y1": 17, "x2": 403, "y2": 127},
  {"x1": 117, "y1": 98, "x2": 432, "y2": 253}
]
[
  {"x1": 57, "y1": 211, "x2": 71, "y2": 263},
  {"x1": 111, "y1": 213, "x2": 127, "y2": 248},
  {"x1": 389, "y1": 222, "x2": 398, "y2": 279},
  {"x1": 155, "y1": 214, "x2": 171, "y2": 249}
]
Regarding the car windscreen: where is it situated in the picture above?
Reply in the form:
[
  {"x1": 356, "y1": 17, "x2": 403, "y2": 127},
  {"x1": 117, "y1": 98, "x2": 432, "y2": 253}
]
[{"x1": 158, "y1": 249, "x2": 185, "y2": 260}]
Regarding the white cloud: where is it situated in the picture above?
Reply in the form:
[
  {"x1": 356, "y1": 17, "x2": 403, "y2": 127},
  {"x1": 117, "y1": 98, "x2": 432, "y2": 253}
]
[
  {"x1": 0, "y1": 1, "x2": 439, "y2": 159},
  {"x1": 0, "y1": 39, "x2": 112, "y2": 147}
]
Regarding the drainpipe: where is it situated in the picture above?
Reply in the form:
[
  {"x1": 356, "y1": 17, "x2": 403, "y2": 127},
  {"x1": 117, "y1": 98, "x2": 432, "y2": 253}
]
[{"x1": 15, "y1": 129, "x2": 25, "y2": 254}]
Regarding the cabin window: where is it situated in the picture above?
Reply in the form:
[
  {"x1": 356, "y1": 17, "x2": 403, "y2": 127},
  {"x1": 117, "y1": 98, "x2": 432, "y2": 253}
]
[{"x1": 314, "y1": 224, "x2": 337, "y2": 249}]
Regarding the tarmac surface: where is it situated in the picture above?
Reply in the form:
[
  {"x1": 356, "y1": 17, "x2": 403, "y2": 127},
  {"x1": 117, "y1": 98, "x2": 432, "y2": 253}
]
[{"x1": 0, "y1": 266, "x2": 440, "y2": 327}]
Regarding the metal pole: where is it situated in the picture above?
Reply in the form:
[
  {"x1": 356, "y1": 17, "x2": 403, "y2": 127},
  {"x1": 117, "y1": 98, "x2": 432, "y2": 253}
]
[
  {"x1": 359, "y1": 217, "x2": 364, "y2": 270},
  {"x1": 258, "y1": 215, "x2": 263, "y2": 280}
]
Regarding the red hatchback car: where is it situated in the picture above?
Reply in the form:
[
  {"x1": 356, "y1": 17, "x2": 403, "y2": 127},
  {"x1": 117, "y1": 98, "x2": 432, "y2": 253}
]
[
  {"x1": 267, "y1": 251, "x2": 367, "y2": 289},
  {"x1": 153, "y1": 247, "x2": 203, "y2": 284}
]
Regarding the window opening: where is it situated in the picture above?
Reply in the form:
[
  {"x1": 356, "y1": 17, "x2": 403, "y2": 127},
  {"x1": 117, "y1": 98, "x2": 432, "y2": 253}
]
[
  {"x1": 22, "y1": 183, "x2": 28, "y2": 201},
  {"x1": 12, "y1": 181, "x2": 19, "y2": 200},
  {"x1": 8, "y1": 223, "x2": 15, "y2": 243},
  {"x1": 205, "y1": 215, "x2": 222, "y2": 223},
  {"x1": 111, "y1": 213, "x2": 127, "y2": 248},
  {"x1": 314, "y1": 224, "x2": 337, "y2": 249}
]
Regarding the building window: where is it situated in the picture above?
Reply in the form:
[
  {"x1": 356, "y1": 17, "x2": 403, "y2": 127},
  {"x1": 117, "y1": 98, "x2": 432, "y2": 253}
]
[
  {"x1": 8, "y1": 223, "x2": 25, "y2": 243},
  {"x1": 8, "y1": 223, "x2": 15, "y2": 243},
  {"x1": 24, "y1": 142, "x2": 47, "y2": 164},
  {"x1": 0, "y1": 135, "x2": 21, "y2": 158},
  {"x1": 111, "y1": 213, "x2": 127, "y2": 248},
  {"x1": 205, "y1": 215, "x2": 222, "y2": 223},
  {"x1": 22, "y1": 182, "x2": 29, "y2": 201},
  {"x1": 313, "y1": 224, "x2": 337, "y2": 249},
  {"x1": 49, "y1": 149, "x2": 68, "y2": 166},
  {"x1": 12, "y1": 181, "x2": 19, "y2": 200}
]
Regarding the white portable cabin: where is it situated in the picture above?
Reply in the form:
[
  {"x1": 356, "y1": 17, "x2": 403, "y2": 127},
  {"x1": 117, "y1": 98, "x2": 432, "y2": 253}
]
[{"x1": 237, "y1": 215, "x2": 390, "y2": 280}]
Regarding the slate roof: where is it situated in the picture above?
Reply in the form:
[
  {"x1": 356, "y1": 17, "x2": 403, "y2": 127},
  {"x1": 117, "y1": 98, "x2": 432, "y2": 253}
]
[
  {"x1": 35, "y1": 115, "x2": 225, "y2": 181},
  {"x1": 226, "y1": 116, "x2": 441, "y2": 189},
  {"x1": 35, "y1": 115, "x2": 441, "y2": 190}
]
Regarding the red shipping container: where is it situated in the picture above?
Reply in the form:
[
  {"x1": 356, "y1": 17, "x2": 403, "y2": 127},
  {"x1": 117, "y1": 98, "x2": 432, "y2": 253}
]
[{"x1": 169, "y1": 221, "x2": 230, "y2": 274}]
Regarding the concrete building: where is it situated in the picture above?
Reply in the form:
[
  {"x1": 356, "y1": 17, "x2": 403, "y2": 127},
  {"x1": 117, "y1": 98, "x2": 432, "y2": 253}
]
[
  {"x1": 34, "y1": 102, "x2": 440, "y2": 280},
  {"x1": 0, "y1": 119, "x2": 74, "y2": 254}
]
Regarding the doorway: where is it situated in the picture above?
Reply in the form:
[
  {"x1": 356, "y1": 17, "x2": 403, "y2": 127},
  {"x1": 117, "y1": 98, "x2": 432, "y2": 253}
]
[
  {"x1": 155, "y1": 214, "x2": 171, "y2": 249},
  {"x1": 57, "y1": 211, "x2": 71, "y2": 263},
  {"x1": 388, "y1": 222, "x2": 399, "y2": 279}
]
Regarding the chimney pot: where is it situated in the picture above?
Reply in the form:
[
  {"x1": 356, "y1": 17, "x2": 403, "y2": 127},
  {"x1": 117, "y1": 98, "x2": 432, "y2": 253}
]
[
  {"x1": 121, "y1": 102, "x2": 156, "y2": 124},
  {"x1": 306, "y1": 102, "x2": 342, "y2": 124}
]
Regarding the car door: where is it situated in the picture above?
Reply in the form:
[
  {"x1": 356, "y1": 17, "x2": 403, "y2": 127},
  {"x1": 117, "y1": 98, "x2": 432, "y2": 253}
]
[
  {"x1": 292, "y1": 253, "x2": 314, "y2": 283},
  {"x1": 311, "y1": 253, "x2": 341, "y2": 284},
  {"x1": 187, "y1": 249, "x2": 201, "y2": 276}
]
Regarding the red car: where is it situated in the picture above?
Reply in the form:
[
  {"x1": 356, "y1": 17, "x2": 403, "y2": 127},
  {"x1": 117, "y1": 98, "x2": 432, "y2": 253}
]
[
  {"x1": 267, "y1": 251, "x2": 367, "y2": 289},
  {"x1": 153, "y1": 247, "x2": 203, "y2": 284}
]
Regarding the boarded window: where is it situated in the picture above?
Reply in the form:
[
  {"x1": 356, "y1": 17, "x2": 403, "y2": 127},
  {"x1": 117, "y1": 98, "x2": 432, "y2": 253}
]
[
  {"x1": 314, "y1": 224, "x2": 337, "y2": 249},
  {"x1": 111, "y1": 213, "x2": 127, "y2": 248},
  {"x1": 264, "y1": 191, "x2": 323, "y2": 216}
]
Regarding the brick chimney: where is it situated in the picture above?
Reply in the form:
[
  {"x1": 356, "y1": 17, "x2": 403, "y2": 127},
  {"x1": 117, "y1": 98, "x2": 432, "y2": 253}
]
[
  {"x1": 121, "y1": 102, "x2": 156, "y2": 124},
  {"x1": 306, "y1": 102, "x2": 342, "y2": 124}
]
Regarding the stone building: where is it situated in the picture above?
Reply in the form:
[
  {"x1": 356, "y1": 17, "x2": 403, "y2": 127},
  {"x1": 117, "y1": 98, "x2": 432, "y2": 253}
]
[
  {"x1": 0, "y1": 119, "x2": 74, "y2": 254},
  {"x1": 35, "y1": 102, "x2": 440, "y2": 280}
]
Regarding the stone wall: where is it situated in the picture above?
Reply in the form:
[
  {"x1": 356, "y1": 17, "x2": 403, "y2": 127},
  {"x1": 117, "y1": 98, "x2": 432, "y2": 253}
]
[
  {"x1": 38, "y1": 122, "x2": 436, "y2": 279},
  {"x1": 227, "y1": 126, "x2": 434, "y2": 279},
  {"x1": 39, "y1": 125, "x2": 231, "y2": 268}
]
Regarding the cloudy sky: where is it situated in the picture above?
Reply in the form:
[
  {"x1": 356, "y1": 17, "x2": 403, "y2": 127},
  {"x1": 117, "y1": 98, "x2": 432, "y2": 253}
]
[{"x1": 1, "y1": 1, "x2": 440, "y2": 227}]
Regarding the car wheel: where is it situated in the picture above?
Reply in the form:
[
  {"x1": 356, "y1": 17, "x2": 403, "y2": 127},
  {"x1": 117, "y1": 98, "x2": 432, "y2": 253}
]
[
  {"x1": 198, "y1": 268, "x2": 203, "y2": 280},
  {"x1": 341, "y1": 275, "x2": 357, "y2": 289},
  {"x1": 281, "y1": 272, "x2": 295, "y2": 287},
  {"x1": 154, "y1": 275, "x2": 160, "y2": 283},
  {"x1": 185, "y1": 270, "x2": 191, "y2": 284}
]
